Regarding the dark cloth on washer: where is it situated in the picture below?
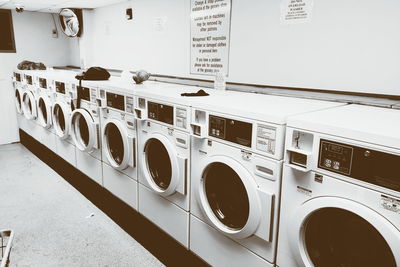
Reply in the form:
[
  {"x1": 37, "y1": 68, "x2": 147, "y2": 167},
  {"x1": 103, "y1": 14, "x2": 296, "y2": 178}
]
[{"x1": 181, "y1": 89, "x2": 209, "y2": 97}]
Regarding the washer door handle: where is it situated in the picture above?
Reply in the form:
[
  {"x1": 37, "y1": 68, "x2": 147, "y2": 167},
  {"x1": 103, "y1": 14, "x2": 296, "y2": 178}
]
[
  {"x1": 128, "y1": 135, "x2": 136, "y2": 168},
  {"x1": 254, "y1": 189, "x2": 274, "y2": 242},
  {"x1": 176, "y1": 155, "x2": 187, "y2": 195}
]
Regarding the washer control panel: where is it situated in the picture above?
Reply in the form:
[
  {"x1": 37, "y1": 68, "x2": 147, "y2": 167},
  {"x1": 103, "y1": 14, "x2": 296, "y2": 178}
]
[
  {"x1": 148, "y1": 101, "x2": 173, "y2": 125},
  {"x1": 14, "y1": 72, "x2": 21, "y2": 82},
  {"x1": 209, "y1": 115, "x2": 252, "y2": 147},
  {"x1": 106, "y1": 92, "x2": 125, "y2": 111},
  {"x1": 25, "y1": 74, "x2": 33, "y2": 85},
  {"x1": 78, "y1": 86, "x2": 91, "y2": 101},
  {"x1": 38, "y1": 78, "x2": 47, "y2": 89},
  {"x1": 55, "y1": 81, "x2": 66, "y2": 94},
  {"x1": 319, "y1": 140, "x2": 353, "y2": 175},
  {"x1": 318, "y1": 139, "x2": 400, "y2": 193}
]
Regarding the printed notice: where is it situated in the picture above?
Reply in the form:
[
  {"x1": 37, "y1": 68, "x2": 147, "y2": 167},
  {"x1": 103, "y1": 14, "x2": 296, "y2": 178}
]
[
  {"x1": 281, "y1": 0, "x2": 313, "y2": 24},
  {"x1": 190, "y1": 0, "x2": 231, "y2": 76}
]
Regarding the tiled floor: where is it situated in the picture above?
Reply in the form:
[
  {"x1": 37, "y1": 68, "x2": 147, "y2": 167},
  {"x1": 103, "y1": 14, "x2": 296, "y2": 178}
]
[{"x1": 0, "y1": 143, "x2": 164, "y2": 267}]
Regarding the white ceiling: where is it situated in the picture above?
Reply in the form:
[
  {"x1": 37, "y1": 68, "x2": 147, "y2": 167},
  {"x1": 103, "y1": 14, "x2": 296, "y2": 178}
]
[{"x1": 0, "y1": 0, "x2": 126, "y2": 13}]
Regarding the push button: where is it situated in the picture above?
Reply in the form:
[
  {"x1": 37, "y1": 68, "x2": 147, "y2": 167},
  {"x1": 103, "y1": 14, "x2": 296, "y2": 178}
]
[
  {"x1": 324, "y1": 159, "x2": 332, "y2": 168},
  {"x1": 333, "y1": 161, "x2": 340, "y2": 170}
]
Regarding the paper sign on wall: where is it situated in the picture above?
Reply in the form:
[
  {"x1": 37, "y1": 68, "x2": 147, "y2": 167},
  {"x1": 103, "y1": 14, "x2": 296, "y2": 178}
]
[
  {"x1": 190, "y1": 0, "x2": 231, "y2": 76},
  {"x1": 281, "y1": 0, "x2": 313, "y2": 24}
]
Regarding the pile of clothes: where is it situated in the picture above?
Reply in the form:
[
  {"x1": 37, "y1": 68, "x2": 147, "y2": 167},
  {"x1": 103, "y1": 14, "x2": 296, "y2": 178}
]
[{"x1": 17, "y1": 60, "x2": 46, "y2": 70}]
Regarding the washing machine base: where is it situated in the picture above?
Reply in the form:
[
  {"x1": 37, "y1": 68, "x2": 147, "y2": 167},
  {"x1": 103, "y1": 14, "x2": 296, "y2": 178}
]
[
  {"x1": 102, "y1": 163, "x2": 138, "y2": 210},
  {"x1": 76, "y1": 150, "x2": 103, "y2": 186},
  {"x1": 36, "y1": 128, "x2": 57, "y2": 152},
  {"x1": 190, "y1": 215, "x2": 273, "y2": 267},
  {"x1": 55, "y1": 138, "x2": 76, "y2": 167},
  {"x1": 138, "y1": 183, "x2": 189, "y2": 248}
]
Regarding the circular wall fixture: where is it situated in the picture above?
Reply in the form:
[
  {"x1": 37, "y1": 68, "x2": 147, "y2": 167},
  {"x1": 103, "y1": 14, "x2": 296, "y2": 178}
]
[{"x1": 59, "y1": 8, "x2": 83, "y2": 37}]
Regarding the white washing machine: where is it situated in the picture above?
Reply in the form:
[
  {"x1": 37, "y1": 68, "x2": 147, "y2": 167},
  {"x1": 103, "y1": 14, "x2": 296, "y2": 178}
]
[
  {"x1": 134, "y1": 85, "x2": 197, "y2": 248},
  {"x1": 20, "y1": 70, "x2": 42, "y2": 141},
  {"x1": 12, "y1": 69, "x2": 27, "y2": 133},
  {"x1": 277, "y1": 104, "x2": 400, "y2": 267},
  {"x1": 34, "y1": 70, "x2": 57, "y2": 152},
  {"x1": 98, "y1": 83, "x2": 138, "y2": 209},
  {"x1": 189, "y1": 90, "x2": 345, "y2": 267},
  {"x1": 52, "y1": 72, "x2": 78, "y2": 167},
  {"x1": 69, "y1": 83, "x2": 102, "y2": 185}
]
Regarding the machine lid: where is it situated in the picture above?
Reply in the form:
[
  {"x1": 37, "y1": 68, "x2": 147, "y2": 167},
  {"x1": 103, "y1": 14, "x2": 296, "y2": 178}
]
[
  {"x1": 304, "y1": 207, "x2": 396, "y2": 267},
  {"x1": 287, "y1": 104, "x2": 400, "y2": 149},
  {"x1": 189, "y1": 89, "x2": 344, "y2": 125},
  {"x1": 70, "y1": 108, "x2": 97, "y2": 152}
]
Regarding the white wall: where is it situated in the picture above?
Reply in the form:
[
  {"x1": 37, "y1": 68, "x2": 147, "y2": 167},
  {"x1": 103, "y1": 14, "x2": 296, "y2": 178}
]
[
  {"x1": 79, "y1": 0, "x2": 400, "y2": 96},
  {"x1": 79, "y1": 1, "x2": 188, "y2": 76},
  {"x1": 0, "y1": 11, "x2": 80, "y2": 145}
]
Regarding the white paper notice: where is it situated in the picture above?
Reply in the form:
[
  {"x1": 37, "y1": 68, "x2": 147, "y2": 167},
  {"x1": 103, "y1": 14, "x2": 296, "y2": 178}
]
[
  {"x1": 281, "y1": 0, "x2": 313, "y2": 24},
  {"x1": 190, "y1": 0, "x2": 231, "y2": 76}
]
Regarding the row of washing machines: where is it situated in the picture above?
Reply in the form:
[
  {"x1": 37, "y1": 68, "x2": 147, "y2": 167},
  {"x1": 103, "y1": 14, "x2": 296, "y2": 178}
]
[{"x1": 12, "y1": 69, "x2": 400, "y2": 267}]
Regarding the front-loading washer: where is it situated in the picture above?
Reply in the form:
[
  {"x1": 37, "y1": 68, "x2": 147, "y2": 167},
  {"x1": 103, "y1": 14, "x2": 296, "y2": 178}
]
[
  {"x1": 69, "y1": 84, "x2": 102, "y2": 185},
  {"x1": 34, "y1": 70, "x2": 57, "y2": 152},
  {"x1": 134, "y1": 84, "x2": 197, "y2": 248},
  {"x1": 188, "y1": 90, "x2": 345, "y2": 267},
  {"x1": 52, "y1": 72, "x2": 78, "y2": 167},
  {"x1": 277, "y1": 104, "x2": 400, "y2": 267},
  {"x1": 20, "y1": 70, "x2": 41, "y2": 141},
  {"x1": 98, "y1": 83, "x2": 138, "y2": 209},
  {"x1": 13, "y1": 69, "x2": 27, "y2": 133}
]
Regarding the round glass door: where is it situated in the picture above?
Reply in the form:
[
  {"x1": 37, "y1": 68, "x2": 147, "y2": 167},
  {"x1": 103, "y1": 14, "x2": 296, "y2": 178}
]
[
  {"x1": 145, "y1": 138, "x2": 172, "y2": 190},
  {"x1": 304, "y1": 208, "x2": 396, "y2": 267},
  {"x1": 76, "y1": 113, "x2": 89, "y2": 147},
  {"x1": 203, "y1": 162, "x2": 249, "y2": 230},
  {"x1": 70, "y1": 109, "x2": 97, "y2": 152},
  {"x1": 104, "y1": 122, "x2": 125, "y2": 167},
  {"x1": 38, "y1": 97, "x2": 51, "y2": 128},
  {"x1": 53, "y1": 103, "x2": 68, "y2": 139},
  {"x1": 15, "y1": 89, "x2": 22, "y2": 113},
  {"x1": 22, "y1": 92, "x2": 35, "y2": 120},
  {"x1": 38, "y1": 98, "x2": 48, "y2": 124}
]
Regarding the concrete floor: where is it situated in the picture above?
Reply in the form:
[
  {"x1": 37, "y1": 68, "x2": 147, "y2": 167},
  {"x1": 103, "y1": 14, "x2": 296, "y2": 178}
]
[{"x1": 0, "y1": 143, "x2": 164, "y2": 267}]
